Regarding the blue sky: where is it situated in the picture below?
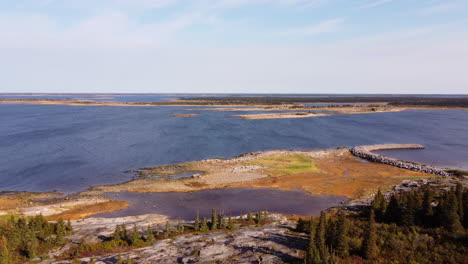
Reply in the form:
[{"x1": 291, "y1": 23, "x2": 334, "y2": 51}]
[{"x1": 0, "y1": 0, "x2": 467, "y2": 94}]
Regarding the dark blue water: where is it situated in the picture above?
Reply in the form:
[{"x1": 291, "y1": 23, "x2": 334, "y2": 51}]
[{"x1": 1, "y1": 104, "x2": 467, "y2": 193}]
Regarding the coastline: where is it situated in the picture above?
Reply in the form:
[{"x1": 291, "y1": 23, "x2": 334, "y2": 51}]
[{"x1": 0, "y1": 144, "x2": 451, "y2": 221}]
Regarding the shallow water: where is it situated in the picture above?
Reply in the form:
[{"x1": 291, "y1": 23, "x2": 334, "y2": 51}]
[
  {"x1": 93, "y1": 188, "x2": 348, "y2": 220},
  {"x1": 1, "y1": 102, "x2": 468, "y2": 193}
]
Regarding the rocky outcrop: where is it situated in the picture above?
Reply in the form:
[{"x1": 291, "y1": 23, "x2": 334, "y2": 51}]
[
  {"x1": 350, "y1": 144, "x2": 450, "y2": 176},
  {"x1": 50, "y1": 214, "x2": 306, "y2": 264}
]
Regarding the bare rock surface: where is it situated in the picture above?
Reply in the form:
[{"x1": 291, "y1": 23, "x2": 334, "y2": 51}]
[{"x1": 51, "y1": 214, "x2": 306, "y2": 264}]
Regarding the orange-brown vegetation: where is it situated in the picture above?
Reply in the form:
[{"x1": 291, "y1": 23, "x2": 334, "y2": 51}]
[
  {"x1": 47, "y1": 200, "x2": 128, "y2": 221},
  {"x1": 229, "y1": 151, "x2": 430, "y2": 199}
]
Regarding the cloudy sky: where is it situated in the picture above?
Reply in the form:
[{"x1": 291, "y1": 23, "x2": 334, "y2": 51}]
[{"x1": 1, "y1": 0, "x2": 467, "y2": 94}]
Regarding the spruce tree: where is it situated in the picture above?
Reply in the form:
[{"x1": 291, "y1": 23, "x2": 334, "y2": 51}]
[
  {"x1": 66, "y1": 219, "x2": 73, "y2": 235},
  {"x1": 0, "y1": 236, "x2": 11, "y2": 264},
  {"x1": 305, "y1": 219, "x2": 321, "y2": 264},
  {"x1": 129, "y1": 225, "x2": 141, "y2": 246},
  {"x1": 219, "y1": 214, "x2": 226, "y2": 229},
  {"x1": 455, "y1": 183, "x2": 464, "y2": 220},
  {"x1": 55, "y1": 218, "x2": 67, "y2": 244},
  {"x1": 121, "y1": 224, "x2": 128, "y2": 242},
  {"x1": 177, "y1": 220, "x2": 184, "y2": 234},
  {"x1": 113, "y1": 225, "x2": 123, "y2": 241},
  {"x1": 371, "y1": 189, "x2": 387, "y2": 221},
  {"x1": 315, "y1": 211, "x2": 327, "y2": 260},
  {"x1": 334, "y1": 211, "x2": 348, "y2": 258},
  {"x1": 255, "y1": 212, "x2": 263, "y2": 225},
  {"x1": 463, "y1": 190, "x2": 468, "y2": 228},
  {"x1": 211, "y1": 209, "x2": 218, "y2": 230},
  {"x1": 247, "y1": 213, "x2": 253, "y2": 223},
  {"x1": 201, "y1": 217, "x2": 209, "y2": 232},
  {"x1": 400, "y1": 194, "x2": 417, "y2": 226},
  {"x1": 194, "y1": 211, "x2": 200, "y2": 231},
  {"x1": 384, "y1": 195, "x2": 401, "y2": 223},
  {"x1": 422, "y1": 188, "x2": 434, "y2": 227},
  {"x1": 146, "y1": 225, "x2": 155, "y2": 243},
  {"x1": 21, "y1": 229, "x2": 38, "y2": 259},
  {"x1": 442, "y1": 191, "x2": 463, "y2": 232},
  {"x1": 165, "y1": 222, "x2": 171, "y2": 238},
  {"x1": 362, "y1": 209, "x2": 378, "y2": 259},
  {"x1": 228, "y1": 216, "x2": 234, "y2": 230}
]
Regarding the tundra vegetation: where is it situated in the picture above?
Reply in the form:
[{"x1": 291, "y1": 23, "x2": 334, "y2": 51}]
[{"x1": 298, "y1": 183, "x2": 468, "y2": 264}]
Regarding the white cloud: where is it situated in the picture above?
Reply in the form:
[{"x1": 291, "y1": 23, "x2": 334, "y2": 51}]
[
  {"x1": 278, "y1": 18, "x2": 344, "y2": 36},
  {"x1": 1, "y1": 0, "x2": 467, "y2": 93},
  {"x1": 359, "y1": 0, "x2": 393, "y2": 9},
  {"x1": 415, "y1": 1, "x2": 458, "y2": 16}
]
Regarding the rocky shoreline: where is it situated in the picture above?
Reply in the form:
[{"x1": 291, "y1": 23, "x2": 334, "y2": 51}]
[{"x1": 350, "y1": 144, "x2": 450, "y2": 176}]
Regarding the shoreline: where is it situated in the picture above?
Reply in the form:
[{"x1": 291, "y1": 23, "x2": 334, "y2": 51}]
[{"x1": 0, "y1": 144, "x2": 450, "y2": 221}]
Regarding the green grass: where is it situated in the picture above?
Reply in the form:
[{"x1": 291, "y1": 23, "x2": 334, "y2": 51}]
[{"x1": 248, "y1": 154, "x2": 318, "y2": 177}]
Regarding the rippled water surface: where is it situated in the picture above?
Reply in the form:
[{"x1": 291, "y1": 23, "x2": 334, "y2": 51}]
[{"x1": 1, "y1": 102, "x2": 468, "y2": 192}]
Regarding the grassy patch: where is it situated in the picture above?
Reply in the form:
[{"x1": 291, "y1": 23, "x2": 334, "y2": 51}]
[{"x1": 248, "y1": 154, "x2": 318, "y2": 177}]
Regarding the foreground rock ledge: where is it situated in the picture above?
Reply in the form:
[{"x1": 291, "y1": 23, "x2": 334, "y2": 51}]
[{"x1": 50, "y1": 214, "x2": 306, "y2": 264}]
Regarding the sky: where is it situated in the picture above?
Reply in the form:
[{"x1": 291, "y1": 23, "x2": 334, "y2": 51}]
[{"x1": 0, "y1": 0, "x2": 467, "y2": 94}]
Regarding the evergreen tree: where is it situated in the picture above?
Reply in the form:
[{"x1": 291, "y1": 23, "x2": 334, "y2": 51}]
[
  {"x1": 55, "y1": 218, "x2": 67, "y2": 244},
  {"x1": 21, "y1": 229, "x2": 38, "y2": 259},
  {"x1": 400, "y1": 194, "x2": 417, "y2": 226},
  {"x1": 194, "y1": 211, "x2": 200, "y2": 231},
  {"x1": 441, "y1": 191, "x2": 463, "y2": 232},
  {"x1": 422, "y1": 188, "x2": 435, "y2": 227},
  {"x1": 334, "y1": 211, "x2": 348, "y2": 258},
  {"x1": 219, "y1": 214, "x2": 226, "y2": 229},
  {"x1": 129, "y1": 225, "x2": 141, "y2": 246},
  {"x1": 371, "y1": 189, "x2": 387, "y2": 221},
  {"x1": 66, "y1": 219, "x2": 73, "y2": 234},
  {"x1": 165, "y1": 222, "x2": 171, "y2": 238},
  {"x1": 296, "y1": 218, "x2": 306, "y2": 232},
  {"x1": 315, "y1": 211, "x2": 327, "y2": 260},
  {"x1": 177, "y1": 220, "x2": 184, "y2": 234},
  {"x1": 0, "y1": 236, "x2": 11, "y2": 264},
  {"x1": 384, "y1": 195, "x2": 401, "y2": 223},
  {"x1": 247, "y1": 213, "x2": 253, "y2": 223},
  {"x1": 145, "y1": 225, "x2": 155, "y2": 243},
  {"x1": 463, "y1": 190, "x2": 468, "y2": 228},
  {"x1": 305, "y1": 219, "x2": 321, "y2": 264},
  {"x1": 228, "y1": 216, "x2": 234, "y2": 230},
  {"x1": 455, "y1": 183, "x2": 464, "y2": 220},
  {"x1": 121, "y1": 224, "x2": 128, "y2": 242},
  {"x1": 113, "y1": 225, "x2": 123, "y2": 241},
  {"x1": 255, "y1": 212, "x2": 263, "y2": 225},
  {"x1": 362, "y1": 209, "x2": 378, "y2": 260},
  {"x1": 201, "y1": 217, "x2": 209, "y2": 232},
  {"x1": 211, "y1": 209, "x2": 218, "y2": 230}
]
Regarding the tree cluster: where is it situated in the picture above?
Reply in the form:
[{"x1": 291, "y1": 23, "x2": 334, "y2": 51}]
[
  {"x1": 298, "y1": 184, "x2": 467, "y2": 264},
  {"x1": 370, "y1": 184, "x2": 467, "y2": 232},
  {"x1": 0, "y1": 215, "x2": 72, "y2": 263}
]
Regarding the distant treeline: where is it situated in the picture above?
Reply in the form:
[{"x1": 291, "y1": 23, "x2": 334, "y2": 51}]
[{"x1": 180, "y1": 96, "x2": 468, "y2": 107}]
